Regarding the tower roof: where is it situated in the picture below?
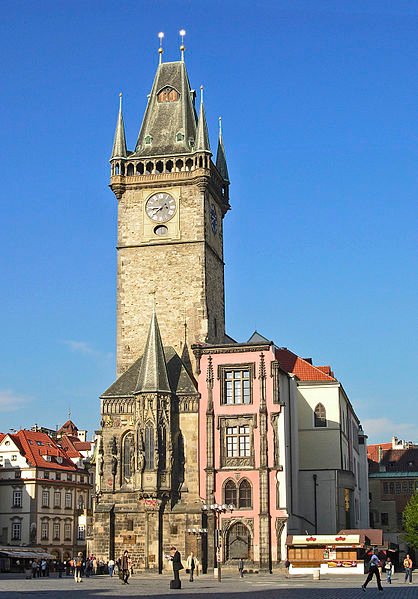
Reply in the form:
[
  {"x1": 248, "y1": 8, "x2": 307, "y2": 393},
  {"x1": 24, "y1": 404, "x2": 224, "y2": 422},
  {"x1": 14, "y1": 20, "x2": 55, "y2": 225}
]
[
  {"x1": 110, "y1": 93, "x2": 128, "y2": 159},
  {"x1": 195, "y1": 87, "x2": 211, "y2": 152},
  {"x1": 134, "y1": 61, "x2": 197, "y2": 157},
  {"x1": 215, "y1": 117, "x2": 229, "y2": 182},
  {"x1": 134, "y1": 309, "x2": 171, "y2": 393}
]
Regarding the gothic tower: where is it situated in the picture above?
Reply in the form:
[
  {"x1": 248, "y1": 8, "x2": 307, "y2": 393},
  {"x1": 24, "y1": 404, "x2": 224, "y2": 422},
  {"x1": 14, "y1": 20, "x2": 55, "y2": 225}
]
[
  {"x1": 110, "y1": 47, "x2": 230, "y2": 377},
  {"x1": 92, "y1": 40, "x2": 229, "y2": 572}
]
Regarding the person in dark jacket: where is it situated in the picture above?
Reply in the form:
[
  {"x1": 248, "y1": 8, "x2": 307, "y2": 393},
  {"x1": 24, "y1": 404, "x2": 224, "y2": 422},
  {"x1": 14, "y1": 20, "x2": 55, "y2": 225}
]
[
  {"x1": 170, "y1": 546, "x2": 183, "y2": 585},
  {"x1": 121, "y1": 550, "x2": 130, "y2": 584}
]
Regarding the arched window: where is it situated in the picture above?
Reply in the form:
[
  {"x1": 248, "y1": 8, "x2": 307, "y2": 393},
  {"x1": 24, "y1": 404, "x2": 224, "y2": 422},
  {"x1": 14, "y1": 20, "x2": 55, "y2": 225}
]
[
  {"x1": 123, "y1": 432, "x2": 134, "y2": 479},
  {"x1": 157, "y1": 86, "x2": 180, "y2": 102},
  {"x1": 226, "y1": 522, "x2": 251, "y2": 560},
  {"x1": 238, "y1": 479, "x2": 252, "y2": 508},
  {"x1": 145, "y1": 424, "x2": 154, "y2": 470},
  {"x1": 126, "y1": 163, "x2": 134, "y2": 176},
  {"x1": 314, "y1": 403, "x2": 327, "y2": 428},
  {"x1": 224, "y1": 480, "x2": 237, "y2": 506}
]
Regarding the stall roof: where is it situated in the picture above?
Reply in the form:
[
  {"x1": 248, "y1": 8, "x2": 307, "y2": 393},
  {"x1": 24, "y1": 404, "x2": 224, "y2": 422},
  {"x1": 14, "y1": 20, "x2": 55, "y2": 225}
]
[
  {"x1": 0, "y1": 547, "x2": 54, "y2": 559},
  {"x1": 339, "y1": 529, "x2": 383, "y2": 547},
  {"x1": 287, "y1": 534, "x2": 362, "y2": 546}
]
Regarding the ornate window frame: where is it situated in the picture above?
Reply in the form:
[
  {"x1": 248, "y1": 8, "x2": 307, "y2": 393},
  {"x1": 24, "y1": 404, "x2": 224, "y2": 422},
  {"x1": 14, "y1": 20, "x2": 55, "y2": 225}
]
[
  {"x1": 218, "y1": 363, "x2": 256, "y2": 405},
  {"x1": 218, "y1": 415, "x2": 256, "y2": 468}
]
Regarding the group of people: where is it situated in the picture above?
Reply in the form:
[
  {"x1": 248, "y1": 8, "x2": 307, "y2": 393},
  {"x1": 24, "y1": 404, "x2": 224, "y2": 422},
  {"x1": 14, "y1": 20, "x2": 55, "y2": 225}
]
[
  {"x1": 30, "y1": 559, "x2": 49, "y2": 578},
  {"x1": 362, "y1": 550, "x2": 414, "y2": 592}
]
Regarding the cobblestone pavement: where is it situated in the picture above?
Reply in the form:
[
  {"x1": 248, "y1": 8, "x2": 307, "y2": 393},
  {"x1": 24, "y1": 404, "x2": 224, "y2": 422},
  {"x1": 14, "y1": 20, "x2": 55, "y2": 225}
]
[{"x1": 0, "y1": 573, "x2": 417, "y2": 598}]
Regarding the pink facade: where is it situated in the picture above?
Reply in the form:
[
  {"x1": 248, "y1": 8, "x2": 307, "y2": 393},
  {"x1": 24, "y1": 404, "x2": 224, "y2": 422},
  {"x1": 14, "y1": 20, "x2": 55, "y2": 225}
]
[{"x1": 195, "y1": 341, "x2": 289, "y2": 570}]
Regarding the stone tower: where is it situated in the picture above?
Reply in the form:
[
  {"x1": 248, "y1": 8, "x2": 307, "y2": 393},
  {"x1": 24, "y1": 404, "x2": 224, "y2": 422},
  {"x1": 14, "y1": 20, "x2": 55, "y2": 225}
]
[
  {"x1": 91, "y1": 43, "x2": 230, "y2": 572},
  {"x1": 110, "y1": 52, "x2": 230, "y2": 377}
]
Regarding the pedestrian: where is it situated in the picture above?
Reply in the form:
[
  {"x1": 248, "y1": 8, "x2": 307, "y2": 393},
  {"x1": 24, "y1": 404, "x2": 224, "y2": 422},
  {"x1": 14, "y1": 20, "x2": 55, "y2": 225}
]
[
  {"x1": 121, "y1": 550, "x2": 130, "y2": 584},
  {"x1": 74, "y1": 552, "x2": 83, "y2": 583},
  {"x1": 238, "y1": 558, "x2": 244, "y2": 578},
  {"x1": 384, "y1": 556, "x2": 393, "y2": 584},
  {"x1": 186, "y1": 551, "x2": 196, "y2": 582},
  {"x1": 404, "y1": 554, "x2": 413, "y2": 584},
  {"x1": 362, "y1": 550, "x2": 383, "y2": 592},
  {"x1": 108, "y1": 557, "x2": 115, "y2": 577},
  {"x1": 284, "y1": 558, "x2": 291, "y2": 578},
  {"x1": 169, "y1": 545, "x2": 184, "y2": 589},
  {"x1": 57, "y1": 560, "x2": 64, "y2": 579},
  {"x1": 194, "y1": 556, "x2": 200, "y2": 577},
  {"x1": 40, "y1": 559, "x2": 47, "y2": 577},
  {"x1": 31, "y1": 559, "x2": 37, "y2": 579}
]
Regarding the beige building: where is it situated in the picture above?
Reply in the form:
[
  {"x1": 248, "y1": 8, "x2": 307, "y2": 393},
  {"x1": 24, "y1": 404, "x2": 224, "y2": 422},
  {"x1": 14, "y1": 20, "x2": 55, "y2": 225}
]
[{"x1": 0, "y1": 428, "x2": 93, "y2": 561}]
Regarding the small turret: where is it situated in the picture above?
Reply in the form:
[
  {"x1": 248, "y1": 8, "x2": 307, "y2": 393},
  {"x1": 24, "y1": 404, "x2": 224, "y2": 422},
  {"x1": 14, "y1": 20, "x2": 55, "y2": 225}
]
[
  {"x1": 110, "y1": 93, "x2": 127, "y2": 160},
  {"x1": 216, "y1": 116, "x2": 229, "y2": 182},
  {"x1": 196, "y1": 86, "x2": 211, "y2": 153}
]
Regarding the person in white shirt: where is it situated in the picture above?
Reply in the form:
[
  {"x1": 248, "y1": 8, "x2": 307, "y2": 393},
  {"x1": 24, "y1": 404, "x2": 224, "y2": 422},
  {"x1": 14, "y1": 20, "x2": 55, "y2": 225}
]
[{"x1": 362, "y1": 551, "x2": 383, "y2": 592}]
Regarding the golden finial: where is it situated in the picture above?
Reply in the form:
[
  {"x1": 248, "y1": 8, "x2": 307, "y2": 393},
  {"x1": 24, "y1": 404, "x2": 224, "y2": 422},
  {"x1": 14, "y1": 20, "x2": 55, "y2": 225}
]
[
  {"x1": 200, "y1": 85, "x2": 204, "y2": 104},
  {"x1": 218, "y1": 116, "x2": 223, "y2": 139},
  {"x1": 119, "y1": 92, "x2": 123, "y2": 111},
  {"x1": 179, "y1": 29, "x2": 186, "y2": 61},
  {"x1": 158, "y1": 32, "x2": 164, "y2": 64}
]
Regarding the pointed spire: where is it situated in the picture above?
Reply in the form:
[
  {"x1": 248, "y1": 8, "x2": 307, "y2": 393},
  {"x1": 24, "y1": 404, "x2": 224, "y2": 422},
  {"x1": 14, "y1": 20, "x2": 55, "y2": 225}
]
[
  {"x1": 135, "y1": 307, "x2": 171, "y2": 394},
  {"x1": 196, "y1": 86, "x2": 211, "y2": 152},
  {"x1": 158, "y1": 32, "x2": 164, "y2": 64},
  {"x1": 111, "y1": 93, "x2": 127, "y2": 160},
  {"x1": 179, "y1": 29, "x2": 186, "y2": 62},
  {"x1": 216, "y1": 116, "x2": 229, "y2": 182}
]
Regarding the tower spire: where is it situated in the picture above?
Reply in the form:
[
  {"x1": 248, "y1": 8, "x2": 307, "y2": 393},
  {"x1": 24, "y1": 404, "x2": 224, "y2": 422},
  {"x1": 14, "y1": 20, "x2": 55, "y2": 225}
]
[
  {"x1": 179, "y1": 29, "x2": 186, "y2": 62},
  {"x1": 196, "y1": 85, "x2": 211, "y2": 152},
  {"x1": 216, "y1": 116, "x2": 229, "y2": 182},
  {"x1": 135, "y1": 307, "x2": 171, "y2": 394},
  {"x1": 110, "y1": 92, "x2": 127, "y2": 160},
  {"x1": 158, "y1": 32, "x2": 164, "y2": 64}
]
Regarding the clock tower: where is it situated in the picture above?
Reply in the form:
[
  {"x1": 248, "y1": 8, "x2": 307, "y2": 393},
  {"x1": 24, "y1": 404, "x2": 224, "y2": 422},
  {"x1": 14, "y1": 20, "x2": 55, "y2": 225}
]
[{"x1": 110, "y1": 49, "x2": 230, "y2": 376}]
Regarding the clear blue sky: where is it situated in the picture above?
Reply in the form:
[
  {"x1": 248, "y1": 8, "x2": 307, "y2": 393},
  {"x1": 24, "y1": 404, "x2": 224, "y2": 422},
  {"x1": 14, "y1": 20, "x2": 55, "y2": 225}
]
[{"x1": 0, "y1": 1, "x2": 416, "y2": 444}]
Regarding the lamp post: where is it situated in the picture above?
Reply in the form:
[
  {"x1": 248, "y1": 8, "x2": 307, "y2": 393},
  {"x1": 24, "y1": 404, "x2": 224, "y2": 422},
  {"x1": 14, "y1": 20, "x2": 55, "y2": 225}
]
[{"x1": 202, "y1": 503, "x2": 234, "y2": 582}]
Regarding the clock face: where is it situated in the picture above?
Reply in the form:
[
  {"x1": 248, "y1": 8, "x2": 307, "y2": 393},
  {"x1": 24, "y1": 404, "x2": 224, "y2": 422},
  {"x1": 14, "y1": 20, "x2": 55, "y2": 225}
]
[
  {"x1": 210, "y1": 203, "x2": 218, "y2": 234},
  {"x1": 145, "y1": 192, "x2": 176, "y2": 223}
]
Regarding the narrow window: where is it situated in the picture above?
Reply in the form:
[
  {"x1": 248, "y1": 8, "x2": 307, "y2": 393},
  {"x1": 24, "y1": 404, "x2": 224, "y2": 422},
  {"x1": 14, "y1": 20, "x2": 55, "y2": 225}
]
[
  {"x1": 42, "y1": 489, "x2": 50, "y2": 507},
  {"x1": 41, "y1": 521, "x2": 49, "y2": 540},
  {"x1": 53, "y1": 522, "x2": 60, "y2": 540},
  {"x1": 145, "y1": 424, "x2": 154, "y2": 470},
  {"x1": 12, "y1": 489, "x2": 22, "y2": 508},
  {"x1": 238, "y1": 479, "x2": 252, "y2": 508},
  {"x1": 12, "y1": 521, "x2": 21, "y2": 540},
  {"x1": 224, "y1": 480, "x2": 237, "y2": 506}
]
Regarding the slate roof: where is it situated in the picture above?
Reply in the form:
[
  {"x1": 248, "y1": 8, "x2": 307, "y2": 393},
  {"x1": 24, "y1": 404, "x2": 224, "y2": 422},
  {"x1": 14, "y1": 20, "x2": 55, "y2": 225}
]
[
  {"x1": 247, "y1": 330, "x2": 272, "y2": 344},
  {"x1": 134, "y1": 61, "x2": 197, "y2": 157},
  {"x1": 216, "y1": 119, "x2": 229, "y2": 182},
  {"x1": 275, "y1": 347, "x2": 336, "y2": 382},
  {"x1": 135, "y1": 309, "x2": 171, "y2": 393},
  {"x1": 195, "y1": 89, "x2": 211, "y2": 152},
  {"x1": 111, "y1": 94, "x2": 127, "y2": 159},
  {"x1": 102, "y1": 345, "x2": 197, "y2": 398}
]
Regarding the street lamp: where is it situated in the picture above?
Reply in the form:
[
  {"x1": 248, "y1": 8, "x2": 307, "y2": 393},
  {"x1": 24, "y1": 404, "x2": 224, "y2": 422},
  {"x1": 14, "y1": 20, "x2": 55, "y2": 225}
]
[{"x1": 202, "y1": 503, "x2": 234, "y2": 582}]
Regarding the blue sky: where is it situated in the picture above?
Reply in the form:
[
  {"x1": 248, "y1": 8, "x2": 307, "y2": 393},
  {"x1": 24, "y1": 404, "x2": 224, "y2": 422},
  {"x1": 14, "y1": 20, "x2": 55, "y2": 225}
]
[{"x1": 0, "y1": 1, "x2": 416, "y2": 444}]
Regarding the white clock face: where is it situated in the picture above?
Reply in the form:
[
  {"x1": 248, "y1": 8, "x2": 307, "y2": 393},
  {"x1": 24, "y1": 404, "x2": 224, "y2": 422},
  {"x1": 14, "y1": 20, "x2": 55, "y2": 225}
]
[{"x1": 145, "y1": 192, "x2": 176, "y2": 223}]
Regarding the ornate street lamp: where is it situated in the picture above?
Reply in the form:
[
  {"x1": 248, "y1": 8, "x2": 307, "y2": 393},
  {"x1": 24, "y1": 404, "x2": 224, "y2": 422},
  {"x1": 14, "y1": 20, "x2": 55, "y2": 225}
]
[{"x1": 202, "y1": 503, "x2": 234, "y2": 582}]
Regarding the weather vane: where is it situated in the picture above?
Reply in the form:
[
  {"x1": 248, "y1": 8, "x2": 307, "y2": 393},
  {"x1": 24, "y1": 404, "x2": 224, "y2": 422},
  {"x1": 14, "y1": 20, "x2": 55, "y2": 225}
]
[
  {"x1": 179, "y1": 29, "x2": 186, "y2": 61},
  {"x1": 158, "y1": 31, "x2": 164, "y2": 64}
]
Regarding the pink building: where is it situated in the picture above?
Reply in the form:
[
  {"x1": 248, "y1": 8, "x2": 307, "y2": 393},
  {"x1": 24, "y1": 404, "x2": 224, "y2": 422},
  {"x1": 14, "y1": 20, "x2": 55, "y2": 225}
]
[{"x1": 194, "y1": 332, "x2": 365, "y2": 573}]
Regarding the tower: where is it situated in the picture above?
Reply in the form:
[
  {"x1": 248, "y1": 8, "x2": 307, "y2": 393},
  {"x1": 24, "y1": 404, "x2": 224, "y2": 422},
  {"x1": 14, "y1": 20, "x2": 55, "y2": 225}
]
[
  {"x1": 110, "y1": 43, "x2": 230, "y2": 376},
  {"x1": 92, "y1": 36, "x2": 230, "y2": 572}
]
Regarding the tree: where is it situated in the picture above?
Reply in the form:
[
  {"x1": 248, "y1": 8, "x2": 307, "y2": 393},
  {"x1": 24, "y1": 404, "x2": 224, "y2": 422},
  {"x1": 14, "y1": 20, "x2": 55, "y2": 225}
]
[{"x1": 403, "y1": 491, "x2": 418, "y2": 549}]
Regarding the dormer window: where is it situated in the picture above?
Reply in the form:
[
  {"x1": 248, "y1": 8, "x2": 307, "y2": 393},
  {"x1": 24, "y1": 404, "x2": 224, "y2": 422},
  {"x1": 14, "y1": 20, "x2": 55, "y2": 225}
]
[
  {"x1": 157, "y1": 86, "x2": 180, "y2": 103},
  {"x1": 176, "y1": 132, "x2": 185, "y2": 142},
  {"x1": 144, "y1": 135, "x2": 153, "y2": 145}
]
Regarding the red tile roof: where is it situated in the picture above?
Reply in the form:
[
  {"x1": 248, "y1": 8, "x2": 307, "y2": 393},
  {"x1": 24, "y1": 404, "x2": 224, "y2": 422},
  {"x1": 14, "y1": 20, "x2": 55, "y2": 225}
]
[
  {"x1": 275, "y1": 348, "x2": 336, "y2": 382},
  {"x1": 367, "y1": 443, "x2": 392, "y2": 463},
  {"x1": 57, "y1": 420, "x2": 78, "y2": 436},
  {"x1": 14, "y1": 430, "x2": 77, "y2": 470}
]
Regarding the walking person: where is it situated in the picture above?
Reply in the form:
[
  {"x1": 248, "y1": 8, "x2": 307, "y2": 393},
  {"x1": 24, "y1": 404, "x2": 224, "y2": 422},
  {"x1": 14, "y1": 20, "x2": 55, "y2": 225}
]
[
  {"x1": 121, "y1": 550, "x2": 130, "y2": 584},
  {"x1": 362, "y1": 550, "x2": 383, "y2": 592},
  {"x1": 238, "y1": 558, "x2": 244, "y2": 578},
  {"x1": 74, "y1": 552, "x2": 83, "y2": 583},
  {"x1": 384, "y1": 556, "x2": 393, "y2": 584},
  {"x1": 108, "y1": 557, "x2": 115, "y2": 577},
  {"x1": 404, "y1": 554, "x2": 413, "y2": 584},
  {"x1": 186, "y1": 551, "x2": 196, "y2": 582},
  {"x1": 169, "y1": 546, "x2": 184, "y2": 589}
]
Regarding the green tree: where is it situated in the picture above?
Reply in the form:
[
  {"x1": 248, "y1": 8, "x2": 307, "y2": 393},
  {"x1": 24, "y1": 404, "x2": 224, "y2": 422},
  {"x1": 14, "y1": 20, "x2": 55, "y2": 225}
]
[{"x1": 403, "y1": 491, "x2": 418, "y2": 549}]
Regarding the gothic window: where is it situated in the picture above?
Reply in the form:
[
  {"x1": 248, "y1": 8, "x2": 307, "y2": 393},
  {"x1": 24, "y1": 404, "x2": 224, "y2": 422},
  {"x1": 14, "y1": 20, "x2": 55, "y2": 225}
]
[
  {"x1": 159, "y1": 427, "x2": 167, "y2": 470},
  {"x1": 145, "y1": 424, "x2": 155, "y2": 470},
  {"x1": 314, "y1": 403, "x2": 327, "y2": 428},
  {"x1": 123, "y1": 432, "x2": 134, "y2": 480},
  {"x1": 220, "y1": 367, "x2": 252, "y2": 404},
  {"x1": 157, "y1": 86, "x2": 180, "y2": 102},
  {"x1": 226, "y1": 425, "x2": 250, "y2": 457},
  {"x1": 238, "y1": 479, "x2": 252, "y2": 508},
  {"x1": 226, "y1": 522, "x2": 251, "y2": 560},
  {"x1": 224, "y1": 479, "x2": 237, "y2": 506},
  {"x1": 127, "y1": 163, "x2": 134, "y2": 176}
]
